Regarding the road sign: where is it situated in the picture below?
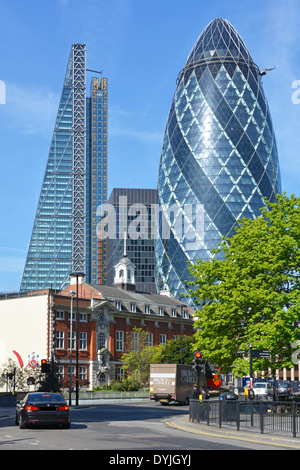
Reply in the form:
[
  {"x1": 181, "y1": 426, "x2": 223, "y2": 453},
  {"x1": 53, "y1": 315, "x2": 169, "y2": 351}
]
[{"x1": 252, "y1": 349, "x2": 270, "y2": 358}]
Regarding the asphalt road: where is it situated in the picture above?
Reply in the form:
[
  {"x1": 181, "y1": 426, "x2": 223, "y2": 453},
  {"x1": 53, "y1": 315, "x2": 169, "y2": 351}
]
[{"x1": 1, "y1": 401, "x2": 299, "y2": 453}]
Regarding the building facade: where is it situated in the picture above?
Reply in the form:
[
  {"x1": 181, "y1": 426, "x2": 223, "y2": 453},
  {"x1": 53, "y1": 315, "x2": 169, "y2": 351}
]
[
  {"x1": 106, "y1": 188, "x2": 158, "y2": 294},
  {"x1": 156, "y1": 18, "x2": 282, "y2": 302},
  {"x1": 0, "y1": 273, "x2": 194, "y2": 389},
  {"x1": 20, "y1": 44, "x2": 108, "y2": 292}
]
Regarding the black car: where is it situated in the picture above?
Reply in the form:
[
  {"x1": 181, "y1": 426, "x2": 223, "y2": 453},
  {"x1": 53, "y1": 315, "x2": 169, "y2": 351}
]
[
  {"x1": 16, "y1": 392, "x2": 70, "y2": 429},
  {"x1": 276, "y1": 381, "x2": 292, "y2": 398}
]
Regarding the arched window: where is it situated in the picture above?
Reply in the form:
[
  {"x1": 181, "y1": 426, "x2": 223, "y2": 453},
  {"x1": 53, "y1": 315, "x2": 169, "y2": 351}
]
[
  {"x1": 119, "y1": 269, "x2": 124, "y2": 278},
  {"x1": 99, "y1": 373, "x2": 107, "y2": 384}
]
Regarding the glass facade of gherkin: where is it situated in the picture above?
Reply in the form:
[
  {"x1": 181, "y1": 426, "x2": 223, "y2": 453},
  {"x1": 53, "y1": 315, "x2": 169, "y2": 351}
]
[{"x1": 156, "y1": 18, "x2": 282, "y2": 303}]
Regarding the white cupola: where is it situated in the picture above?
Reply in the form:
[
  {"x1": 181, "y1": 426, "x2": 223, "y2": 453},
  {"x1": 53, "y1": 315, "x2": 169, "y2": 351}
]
[{"x1": 113, "y1": 232, "x2": 136, "y2": 291}]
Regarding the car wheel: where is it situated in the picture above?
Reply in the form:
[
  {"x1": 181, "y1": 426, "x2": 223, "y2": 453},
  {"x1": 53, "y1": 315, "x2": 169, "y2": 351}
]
[
  {"x1": 15, "y1": 413, "x2": 19, "y2": 426},
  {"x1": 19, "y1": 415, "x2": 27, "y2": 429}
]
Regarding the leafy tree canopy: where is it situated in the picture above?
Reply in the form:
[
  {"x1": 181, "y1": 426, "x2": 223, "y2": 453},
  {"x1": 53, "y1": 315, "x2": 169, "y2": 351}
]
[
  {"x1": 157, "y1": 336, "x2": 196, "y2": 365},
  {"x1": 187, "y1": 193, "x2": 300, "y2": 377}
]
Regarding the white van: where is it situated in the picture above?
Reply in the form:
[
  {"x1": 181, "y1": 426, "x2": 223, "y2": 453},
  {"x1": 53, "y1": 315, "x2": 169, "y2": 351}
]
[{"x1": 253, "y1": 382, "x2": 273, "y2": 399}]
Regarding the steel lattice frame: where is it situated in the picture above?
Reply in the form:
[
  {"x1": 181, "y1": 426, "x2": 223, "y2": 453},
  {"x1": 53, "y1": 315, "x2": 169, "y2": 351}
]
[{"x1": 72, "y1": 44, "x2": 86, "y2": 273}]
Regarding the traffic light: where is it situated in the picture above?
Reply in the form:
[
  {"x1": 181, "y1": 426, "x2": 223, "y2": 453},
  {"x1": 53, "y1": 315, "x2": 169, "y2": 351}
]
[
  {"x1": 41, "y1": 359, "x2": 50, "y2": 373},
  {"x1": 193, "y1": 350, "x2": 203, "y2": 373}
]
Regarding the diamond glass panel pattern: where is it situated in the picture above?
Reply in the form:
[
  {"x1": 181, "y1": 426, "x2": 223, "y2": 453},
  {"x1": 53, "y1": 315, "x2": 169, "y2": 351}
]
[{"x1": 156, "y1": 18, "x2": 281, "y2": 303}]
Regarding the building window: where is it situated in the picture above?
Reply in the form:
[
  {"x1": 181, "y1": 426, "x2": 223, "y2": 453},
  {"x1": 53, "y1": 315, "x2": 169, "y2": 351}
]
[
  {"x1": 159, "y1": 307, "x2": 164, "y2": 316},
  {"x1": 79, "y1": 366, "x2": 87, "y2": 380},
  {"x1": 68, "y1": 331, "x2": 76, "y2": 350},
  {"x1": 131, "y1": 331, "x2": 139, "y2": 351},
  {"x1": 98, "y1": 333, "x2": 105, "y2": 350},
  {"x1": 56, "y1": 311, "x2": 64, "y2": 320},
  {"x1": 183, "y1": 309, "x2": 189, "y2": 319},
  {"x1": 79, "y1": 332, "x2": 87, "y2": 350},
  {"x1": 57, "y1": 365, "x2": 64, "y2": 381},
  {"x1": 68, "y1": 311, "x2": 76, "y2": 322},
  {"x1": 146, "y1": 333, "x2": 153, "y2": 346},
  {"x1": 68, "y1": 365, "x2": 75, "y2": 378},
  {"x1": 56, "y1": 331, "x2": 64, "y2": 349},
  {"x1": 171, "y1": 308, "x2": 177, "y2": 317},
  {"x1": 159, "y1": 334, "x2": 167, "y2": 346},
  {"x1": 144, "y1": 304, "x2": 151, "y2": 314},
  {"x1": 99, "y1": 373, "x2": 107, "y2": 384},
  {"x1": 116, "y1": 330, "x2": 124, "y2": 351},
  {"x1": 117, "y1": 366, "x2": 125, "y2": 381},
  {"x1": 115, "y1": 300, "x2": 122, "y2": 311},
  {"x1": 80, "y1": 313, "x2": 87, "y2": 322},
  {"x1": 130, "y1": 302, "x2": 136, "y2": 312}
]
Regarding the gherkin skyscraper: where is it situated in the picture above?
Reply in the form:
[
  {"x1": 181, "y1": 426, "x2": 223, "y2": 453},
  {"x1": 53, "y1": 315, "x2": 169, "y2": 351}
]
[{"x1": 156, "y1": 18, "x2": 281, "y2": 302}]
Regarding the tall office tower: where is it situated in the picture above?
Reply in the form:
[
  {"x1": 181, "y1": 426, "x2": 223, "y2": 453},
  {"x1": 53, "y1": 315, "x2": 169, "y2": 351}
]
[
  {"x1": 105, "y1": 188, "x2": 158, "y2": 294},
  {"x1": 156, "y1": 18, "x2": 282, "y2": 302},
  {"x1": 20, "y1": 44, "x2": 108, "y2": 291},
  {"x1": 86, "y1": 77, "x2": 108, "y2": 285}
]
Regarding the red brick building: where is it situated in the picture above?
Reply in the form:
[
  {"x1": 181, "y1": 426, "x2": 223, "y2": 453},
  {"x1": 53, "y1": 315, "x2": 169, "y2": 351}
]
[{"x1": 50, "y1": 257, "x2": 194, "y2": 388}]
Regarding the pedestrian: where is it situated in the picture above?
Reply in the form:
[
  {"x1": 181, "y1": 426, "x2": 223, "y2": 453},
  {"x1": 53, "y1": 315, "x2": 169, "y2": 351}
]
[{"x1": 192, "y1": 384, "x2": 199, "y2": 399}]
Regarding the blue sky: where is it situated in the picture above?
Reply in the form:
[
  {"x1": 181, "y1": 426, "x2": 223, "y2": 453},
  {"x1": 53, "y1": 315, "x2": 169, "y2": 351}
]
[{"x1": 0, "y1": 0, "x2": 299, "y2": 292}]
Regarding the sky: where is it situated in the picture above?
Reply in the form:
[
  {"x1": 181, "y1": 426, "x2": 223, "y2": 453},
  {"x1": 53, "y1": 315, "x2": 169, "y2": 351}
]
[{"x1": 0, "y1": 0, "x2": 299, "y2": 292}]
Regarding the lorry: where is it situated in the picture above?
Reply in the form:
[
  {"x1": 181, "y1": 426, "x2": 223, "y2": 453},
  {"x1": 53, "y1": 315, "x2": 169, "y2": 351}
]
[{"x1": 149, "y1": 364, "x2": 203, "y2": 405}]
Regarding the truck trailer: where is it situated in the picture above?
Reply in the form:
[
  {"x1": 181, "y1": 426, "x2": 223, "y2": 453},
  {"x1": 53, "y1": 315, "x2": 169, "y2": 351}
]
[{"x1": 149, "y1": 364, "x2": 203, "y2": 405}]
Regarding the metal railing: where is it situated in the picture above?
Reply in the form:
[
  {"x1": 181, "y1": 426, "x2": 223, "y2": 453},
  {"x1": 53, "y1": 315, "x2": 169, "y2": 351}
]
[{"x1": 189, "y1": 399, "x2": 300, "y2": 438}]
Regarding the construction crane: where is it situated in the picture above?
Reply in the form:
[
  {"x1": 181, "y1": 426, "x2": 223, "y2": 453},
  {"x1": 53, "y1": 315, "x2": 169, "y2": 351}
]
[
  {"x1": 86, "y1": 68, "x2": 103, "y2": 75},
  {"x1": 259, "y1": 67, "x2": 275, "y2": 76}
]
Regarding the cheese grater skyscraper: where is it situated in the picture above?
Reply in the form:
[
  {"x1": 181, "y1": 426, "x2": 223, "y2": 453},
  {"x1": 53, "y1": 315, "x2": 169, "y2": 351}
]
[{"x1": 20, "y1": 44, "x2": 108, "y2": 291}]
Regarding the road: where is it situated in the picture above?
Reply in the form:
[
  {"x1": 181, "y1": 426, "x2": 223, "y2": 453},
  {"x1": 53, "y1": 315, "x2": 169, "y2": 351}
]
[{"x1": 0, "y1": 401, "x2": 299, "y2": 453}]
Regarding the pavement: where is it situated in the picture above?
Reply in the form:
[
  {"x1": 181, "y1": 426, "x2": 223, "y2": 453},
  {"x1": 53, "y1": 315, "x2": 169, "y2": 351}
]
[{"x1": 166, "y1": 413, "x2": 300, "y2": 450}]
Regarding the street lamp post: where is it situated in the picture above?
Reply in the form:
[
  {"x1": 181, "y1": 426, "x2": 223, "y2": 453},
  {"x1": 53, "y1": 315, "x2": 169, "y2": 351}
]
[
  {"x1": 177, "y1": 303, "x2": 184, "y2": 365},
  {"x1": 70, "y1": 271, "x2": 85, "y2": 406},
  {"x1": 69, "y1": 290, "x2": 76, "y2": 406}
]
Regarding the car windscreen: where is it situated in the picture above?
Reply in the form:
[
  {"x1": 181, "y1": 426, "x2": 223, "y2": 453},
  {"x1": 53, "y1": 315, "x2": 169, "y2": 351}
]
[
  {"x1": 253, "y1": 383, "x2": 266, "y2": 388},
  {"x1": 28, "y1": 394, "x2": 65, "y2": 403}
]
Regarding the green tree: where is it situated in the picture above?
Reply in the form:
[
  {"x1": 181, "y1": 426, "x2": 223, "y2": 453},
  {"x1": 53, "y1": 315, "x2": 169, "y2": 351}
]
[
  {"x1": 158, "y1": 336, "x2": 196, "y2": 365},
  {"x1": 187, "y1": 193, "x2": 300, "y2": 377},
  {"x1": 0, "y1": 358, "x2": 27, "y2": 391},
  {"x1": 121, "y1": 327, "x2": 162, "y2": 385}
]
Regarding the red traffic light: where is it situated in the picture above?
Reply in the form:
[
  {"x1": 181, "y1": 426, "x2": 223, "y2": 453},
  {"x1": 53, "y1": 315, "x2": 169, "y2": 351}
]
[
  {"x1": 195, "y1": 351, "x2": 202, "y2": 359},
  {"x1": 41, "y1": 359, "x2": 50, "y2": 373}
]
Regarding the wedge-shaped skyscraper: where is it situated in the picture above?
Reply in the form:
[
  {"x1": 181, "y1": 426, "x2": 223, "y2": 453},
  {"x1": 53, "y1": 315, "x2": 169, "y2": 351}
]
[
  {"x1": 156, "y1": 18, "x2": 282, "y2": 301},
  {"x1": 20, "y1": 44, "x2": 108, "y2": 291}
]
